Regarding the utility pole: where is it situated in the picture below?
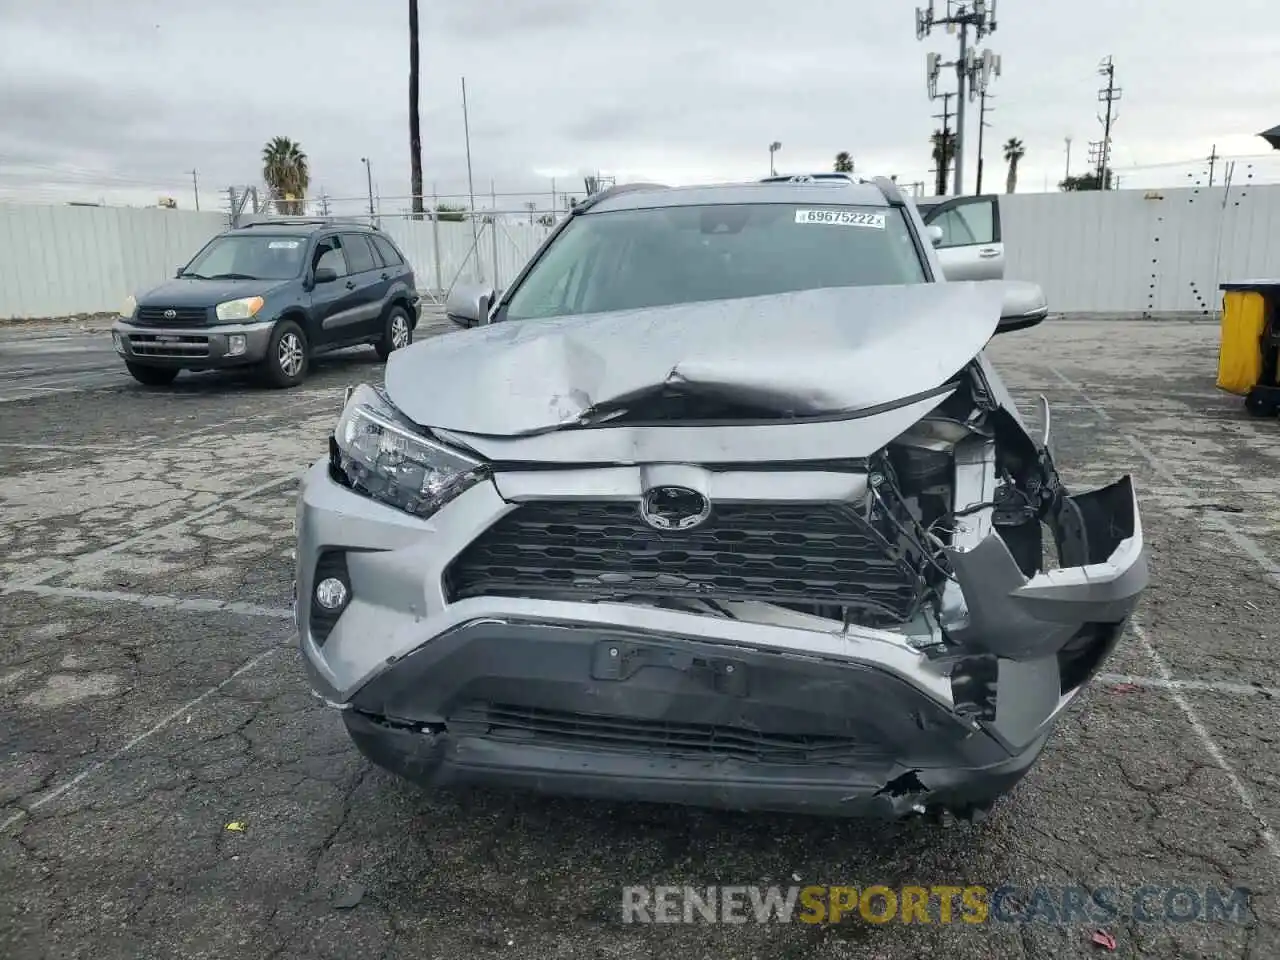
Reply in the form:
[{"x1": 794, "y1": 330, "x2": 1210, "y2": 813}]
[
  {"x1": 1095, "y1": 56, "x2": 1121, "y2": 189},
  {"x1": 931, "y1": 92, "x2": 956, "y2": 195},
  {"x1": 918, "y1": 0, "x2": 1000, "y2": 196},
  {"x1": 1207, "y1": 143, "x2": 1220, "y2": 187},
  {"x1": 461, "y1": 76, "x2": 479, "y2": 269},
  {"x1": 361, "y1": 158, "x2": 375, "y2": 218},
  {"x1": 975, "y1": 90, "x2": 994, "y2": 194},
  {"x1": 189, "y1": 170, "x2": 200, "y2": 211},
  {"x1": 769, "y1": 141, "x2": 782, "y2": 176},
  {"x1": 1064, "y1": 137, "x2": 1072, "y2": 181}
]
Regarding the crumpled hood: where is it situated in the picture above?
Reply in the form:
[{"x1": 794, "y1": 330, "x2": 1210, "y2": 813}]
[{"x1": 385, "y1": 281, "x2": 1005, "y2": 436}]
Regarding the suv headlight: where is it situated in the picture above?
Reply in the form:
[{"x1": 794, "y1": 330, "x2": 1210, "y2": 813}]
[
  {"x1": 120, "y1": 295, "x2": 137, "y2": 319},
  {"x1": 215, "y1": 296, "x2": 265, "y2": 321},
  {"x1": 332, "y1": 384, "x2": 486, "y2": 519}
]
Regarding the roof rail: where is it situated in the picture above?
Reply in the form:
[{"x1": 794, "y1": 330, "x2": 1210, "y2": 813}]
[
  {"x1": 868, "y1": 176, "x2": 905, "y2": 206},
  {"x1": 573, "y1": 181, "x2": 669, "y2": 214},
  {"x1": 759, "y1": 173, "x2": 858, "y2": 184},
  {"x1": 239, "y1": 217, "x2": 379, "y2": 230}
]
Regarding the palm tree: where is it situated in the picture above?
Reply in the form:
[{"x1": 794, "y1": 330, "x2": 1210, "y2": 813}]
[
  {"x1": 930, "y1": 130, "x2": 956, "y2": 195},
  {"x1": 1003, "y1": 138, "x2": 1026, "y2": 194},
  {"x1": 262, "y1": 137, "x2": 309, "y2": 214},
  {"x1": 408, "y1": 0, "x2": 424, "y2": 220},
  {"x1": 833, "y1": 151, "x2": 854, "y2": 173}
]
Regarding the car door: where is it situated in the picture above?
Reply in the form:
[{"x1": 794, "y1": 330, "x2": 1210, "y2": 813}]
[
  {"x1": 338, "y1": 233, "x2": 388, "y2": 340},
  {"x1": 922, "y1": 195, "x2": 1004, "y2": 281},
  {"x1": 308, "y1": 236, "x2": 358, "y2": 348}
]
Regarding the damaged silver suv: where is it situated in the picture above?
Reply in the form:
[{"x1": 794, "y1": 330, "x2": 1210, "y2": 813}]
[{"x1": 294, "y1": 177, "x2": 1147, "y2": 821}]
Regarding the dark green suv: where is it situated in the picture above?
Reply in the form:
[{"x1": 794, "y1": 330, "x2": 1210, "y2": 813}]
[{"x1": 112, "y1": 218, "x2": 420, "y2": 388}]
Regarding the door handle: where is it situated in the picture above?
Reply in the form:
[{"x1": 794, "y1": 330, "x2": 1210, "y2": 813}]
[
  {"x1": 380, "y1": 272, "x2": 389, "y2": 280},
  {"x1": 978, "y1": 248, "x2": 1000, "y2": 258},
  {"x1": 345, "y1": 280, "x2": 356, "y2": 289}
]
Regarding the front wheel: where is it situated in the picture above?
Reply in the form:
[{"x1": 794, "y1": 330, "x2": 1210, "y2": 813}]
[
  {"x1": 375, "y1": 306, "x2": 414, "y2": 361},
  {"x1": 125, "y1": 362, "x2": 179, "y2": 387},
  {"x1": 259, "y1": 320, "x2": 309, "y2": 388}
]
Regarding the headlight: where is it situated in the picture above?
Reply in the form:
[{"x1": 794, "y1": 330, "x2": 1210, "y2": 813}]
[
  {"x1": 332, "y1": 384, "x2": 486, "y2": 519},
  {"x1": 120, "y1": 295, "x2": 137, "y2": 319},
  {"x1": 215, "y1": 296, "x2": 265, "y2": 321}
]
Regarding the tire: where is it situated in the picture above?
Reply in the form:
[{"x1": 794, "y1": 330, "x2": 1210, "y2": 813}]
[
  {"x1": 259, "y1": 320, "x2": 309, "y2": 388},
  {"x1": 1245, "y1": 389, "x2": 1278, "y2": 417},
  {"x1": 375, "y1": 305, "x2": 414, "y2": 362},
  {"x1": 125, "y1": 362, "x2": 179, "y2": 387}
]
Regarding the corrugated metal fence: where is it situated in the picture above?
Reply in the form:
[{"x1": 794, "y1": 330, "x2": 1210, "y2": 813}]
[{"x1": 2, "y1": 182, "x2": 1278, "y2": 319}]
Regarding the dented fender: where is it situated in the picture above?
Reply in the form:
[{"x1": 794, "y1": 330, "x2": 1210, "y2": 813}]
[{"x1": 944, "y1": 476, "x2": 1147, "y2": 660}]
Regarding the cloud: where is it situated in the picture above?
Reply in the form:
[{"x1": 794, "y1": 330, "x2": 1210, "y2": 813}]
[{"x1": 0, "y1": 0, "x2": 1276, "y2": 209}]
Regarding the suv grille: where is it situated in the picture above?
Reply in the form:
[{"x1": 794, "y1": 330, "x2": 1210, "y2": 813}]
[
  {"x1": 134, "y1": 306, "x2": 209, "y2": 326},
  {"x1": 445, "y1": 500, "x2": 923, "y2": 622},
  {"x1": 449, "y1": 702, "x2": 891, "y2": 765}
]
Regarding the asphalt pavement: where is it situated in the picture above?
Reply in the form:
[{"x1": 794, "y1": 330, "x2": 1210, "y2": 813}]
[{"x1": 1, "y1": 317, "x2": 1278, "y2": 959}]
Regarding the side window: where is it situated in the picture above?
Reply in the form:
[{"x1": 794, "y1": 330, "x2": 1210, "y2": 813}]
[
  {"x1": 927, "y1": 199, "x2": 996, "y2": 249},
  {"x1": 313, "y1": 237, "x2": 348, "y2": 277},
  {"x1": 371, "y1": 235, "x2": 403, "y2": 267},
  {"x1": 341, "y1": 234, "x2": 377, "y2": 274}
]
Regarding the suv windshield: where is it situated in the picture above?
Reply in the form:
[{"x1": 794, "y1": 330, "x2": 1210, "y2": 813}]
[
  {"x1": 182, "y1": 234, "x2": 308, "y2": 281},
  {"x1": 503, "y1": 203, "x2": 927, "y2": 321}
]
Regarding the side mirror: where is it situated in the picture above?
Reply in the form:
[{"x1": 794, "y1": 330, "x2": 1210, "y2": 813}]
[
  {"x1": 313, "y1": 266, "x2": 339, "y2": 284},
  {"x1": 996, "y1": 281, "x2": 1048, "y2": 334},
  {"x1": 445, "y1": 282, "x2": 495, "y2": 328},
  {"x1": 175, "y1": 266, "x2": 185, "y2": 278},
  {"x1": 927, "y1": 225, "x2": 944, "y2": 248}
]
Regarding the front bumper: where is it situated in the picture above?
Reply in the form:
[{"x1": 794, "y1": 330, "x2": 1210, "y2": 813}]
[
  {"x1": 112, "y1": 318, "x2": 276, "y2": 367},
  {"x1": 295, "y1": 457, "x2": 1146, "y2": 815},
  {"x1": 341, "y1": 619, "x2": 1049, "y2": 818}
]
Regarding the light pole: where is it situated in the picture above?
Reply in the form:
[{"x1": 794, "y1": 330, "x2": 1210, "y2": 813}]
[
  {"x1": 769, "y1": 141, "x2": 782, "y2": 176},
  {"x1": 360, "y1": 158, "x2": 374, "y2": 220}
]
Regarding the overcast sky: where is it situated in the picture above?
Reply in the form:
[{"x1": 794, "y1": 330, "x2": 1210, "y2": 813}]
[{"x1": 1, "y1": 0, "x2": 1276, "y2": 212}]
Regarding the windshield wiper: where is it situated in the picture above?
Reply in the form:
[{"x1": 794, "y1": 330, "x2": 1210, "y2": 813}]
[
  {"x1": 179, "y1": 271, "x2": 210, "y2": 279},
  {"x1": 207, "y1": 272, "x2": 259, "y2": 280}
]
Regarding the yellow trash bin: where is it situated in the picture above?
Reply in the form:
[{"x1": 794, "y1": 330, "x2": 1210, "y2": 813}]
[{"x1": 1217, "y1": 290, "x2": 1268, "y2": 396}]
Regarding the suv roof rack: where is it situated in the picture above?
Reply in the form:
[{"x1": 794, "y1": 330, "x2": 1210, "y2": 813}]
[
  {"x1": 758, "y1": 172, "x2": 905, "y2": 206},
  {"x1": 238, "y1": 217, "x2": 379, "y2": 230},
  {"x1": 572, "y1": 182, "x2": 669, "y2": 215}
]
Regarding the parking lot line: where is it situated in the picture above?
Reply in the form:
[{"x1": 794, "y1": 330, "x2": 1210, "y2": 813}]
[
  {"x1": 8, "y1": 583, "x2": 293, "y2": 619},
  {"x1": 0, "y1": 646, "x2": 283, "y2": 834},
  {"x1": 1050, "y1": 366, "x2": 1280, "y2": 863},
  {"x1": 1098, "y1": 671, "x2": 1280, "y2": 699}
]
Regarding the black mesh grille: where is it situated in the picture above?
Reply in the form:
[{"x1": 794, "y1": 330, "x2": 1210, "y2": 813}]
[
  {"x1": 445, "y1": 500, "x2": 923, "y2": 621},
  {"x1": 449, "y1": 702, "x2": 892, "y2": 765},
  {"x1": 135, "y1": 306, "x2": 209, "y2": 326}
]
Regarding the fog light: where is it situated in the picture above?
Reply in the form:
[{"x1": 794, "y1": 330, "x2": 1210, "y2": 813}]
[
  {"x1": 227, "y1": 334, "x2": 247, "y2": 357},
  {"x1": 315, "y1": 577, "x2": 349, "y2": 610},
  {"x1": 112, "y1": 331, "x2": 125, "y2": 354}
]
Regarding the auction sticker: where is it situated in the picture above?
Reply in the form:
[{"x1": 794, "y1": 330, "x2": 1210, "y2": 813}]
[
  {"x1": 794, "y1": 209, "x2": 886, "y2": 228},
  {"x1": 268, "y1": 240, "x2": 300, "y2": 249}
]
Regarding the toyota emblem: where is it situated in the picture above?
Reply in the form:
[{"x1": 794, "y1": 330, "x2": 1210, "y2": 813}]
[
  {"x1": 163, "y1": 309, "x2": 177, "y2": 319},
  {"x1": 639, "y1": 486, "x2": 711, "y2": 531}
]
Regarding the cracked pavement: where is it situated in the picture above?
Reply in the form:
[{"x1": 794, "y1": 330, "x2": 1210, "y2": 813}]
[{"x1": 2, "y1": 317, "x2": 1279, "y2": 958}]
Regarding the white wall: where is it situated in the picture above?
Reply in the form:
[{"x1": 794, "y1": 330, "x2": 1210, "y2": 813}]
[
  {"x1": 0, "y1": 204, "x2": 552, "y2": 319},
  {"x1": 2, "y1": 183, "x2": 1278, "y2": 319},
  {"x1": 1001, "y1": 182, "x2": 1280, "y2": 316}
]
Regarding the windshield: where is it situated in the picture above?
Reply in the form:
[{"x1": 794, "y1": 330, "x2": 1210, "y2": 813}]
[
  {"x1": 183, "y1": 234, "x2": 307, "y2": 281},
  {"x1": 503, "y1": 203, "x2": 927, "y2": 321}
]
